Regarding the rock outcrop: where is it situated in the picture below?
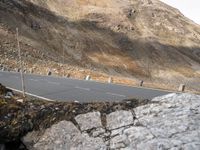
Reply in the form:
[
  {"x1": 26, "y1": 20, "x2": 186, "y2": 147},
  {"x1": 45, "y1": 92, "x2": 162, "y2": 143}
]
[{"x1": 22, "y1": 93, "x2": 200, "y2": 150}]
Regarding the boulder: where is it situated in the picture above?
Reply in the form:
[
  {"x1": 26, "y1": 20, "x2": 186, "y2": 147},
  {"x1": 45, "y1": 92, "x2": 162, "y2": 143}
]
[{"x1": 23, "y1": 121, "x2": 106, "y2": 150}]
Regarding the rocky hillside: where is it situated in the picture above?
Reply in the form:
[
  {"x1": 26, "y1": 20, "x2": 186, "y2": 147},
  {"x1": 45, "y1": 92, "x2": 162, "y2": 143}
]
[{"x1": 0, "y1": 0, "x2": 200, "y2": 91}]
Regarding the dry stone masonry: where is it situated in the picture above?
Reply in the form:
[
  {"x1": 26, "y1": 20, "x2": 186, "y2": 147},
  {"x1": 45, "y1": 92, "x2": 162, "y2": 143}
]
[{"x1": 22, "y1": 93, "x2": 200, "y2": 150}]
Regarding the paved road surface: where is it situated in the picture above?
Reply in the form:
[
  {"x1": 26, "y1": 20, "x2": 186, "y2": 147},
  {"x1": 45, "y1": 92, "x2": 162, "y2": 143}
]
[{"x1": 0, "y1": 71, "x2": 171, "y2": 102}]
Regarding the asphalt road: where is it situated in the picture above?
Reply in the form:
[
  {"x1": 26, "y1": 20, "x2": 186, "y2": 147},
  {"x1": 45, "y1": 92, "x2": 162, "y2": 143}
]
[{"x1": 0, "y1": 71, "x2": 171, "y2": 102}]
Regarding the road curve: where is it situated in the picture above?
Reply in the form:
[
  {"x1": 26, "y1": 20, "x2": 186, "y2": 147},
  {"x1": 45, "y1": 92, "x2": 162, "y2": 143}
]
[{"x1": 0, "y1": 71, "x2": 171, "y2": 102}]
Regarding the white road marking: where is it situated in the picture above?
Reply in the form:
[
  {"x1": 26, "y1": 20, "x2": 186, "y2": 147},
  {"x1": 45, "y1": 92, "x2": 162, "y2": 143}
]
[
  {"x1": 75, "y1": 86, "x2": 90, "y2": 91},
  {"x1": 6, "y1": 86, "x2": 55, "y2": 102},
  {"x1": 48, "y1": 81, "x2": 60, "y2": 85},
  {"x1": 29, "y1": 79, "x2": 38, "y2": 81},
  {"x1": 106, "y1": 92, "x2": 126, "y2": 98},
  {"x1": 14, "y1": 76, "x2": 19, "y2": 79}
]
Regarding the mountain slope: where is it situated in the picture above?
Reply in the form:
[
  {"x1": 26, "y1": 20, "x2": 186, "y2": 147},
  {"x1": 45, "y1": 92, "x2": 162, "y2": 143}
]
[{"x1": 0, "y1": 0, "x2": 200, "y2": 92}]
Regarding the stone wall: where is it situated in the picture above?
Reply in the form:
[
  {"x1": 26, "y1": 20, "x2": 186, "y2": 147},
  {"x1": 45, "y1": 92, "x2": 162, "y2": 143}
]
[{"x1": 22, "y1": 93, "x2": 200, "y2": 150}]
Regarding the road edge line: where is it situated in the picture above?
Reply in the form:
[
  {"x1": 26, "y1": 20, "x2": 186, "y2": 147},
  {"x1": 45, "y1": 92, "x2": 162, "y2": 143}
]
[{"x1": 6, "y1": 86, "x2": 55, "y2": 102}]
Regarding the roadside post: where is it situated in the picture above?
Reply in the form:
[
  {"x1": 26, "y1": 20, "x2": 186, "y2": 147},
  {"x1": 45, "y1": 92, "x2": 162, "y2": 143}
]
[
  {"x1": 85, "y1": 75, "x2": 91, "y2": 81},
  {"x1": 178, "y1": 84, "x2": 185, "y2": 92},
  {"x1": 16, "y1": 28, "x2": 26, "y2": 97},
  {"x1": 140, "y1": 80, "x2": 144, "y2": 86},
  {"x1": 108, "y1": 77, "x2": 113, "y2": 83}
]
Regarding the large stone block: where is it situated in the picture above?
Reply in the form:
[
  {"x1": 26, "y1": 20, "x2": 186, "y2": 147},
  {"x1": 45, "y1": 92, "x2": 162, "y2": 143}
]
[
  {"x1": 75, "y1": 112, "x2": 102, "y2": 131},
  {"x1": 29, "y1": 121, "x2": 106, "y2": 150},
  {"x1": 106, "y1": 111, "x2": 134, "y2": 130}
]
